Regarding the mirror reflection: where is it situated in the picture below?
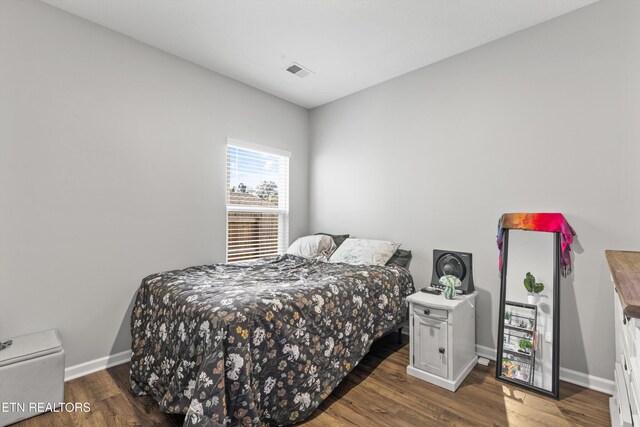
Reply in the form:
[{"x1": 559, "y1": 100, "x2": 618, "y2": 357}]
[{"x1": 498, "y1": 229, "x2": 557, "y2": 395}]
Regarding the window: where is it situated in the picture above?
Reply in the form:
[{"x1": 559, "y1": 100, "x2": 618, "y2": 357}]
[{"x1": 226, "y1": 140, "x2": 290, "y2": 262}]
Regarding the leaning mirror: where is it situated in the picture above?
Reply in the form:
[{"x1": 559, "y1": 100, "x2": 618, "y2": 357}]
[{"x1": 496, "y1": 229, "x2": 561, "y2": 398}]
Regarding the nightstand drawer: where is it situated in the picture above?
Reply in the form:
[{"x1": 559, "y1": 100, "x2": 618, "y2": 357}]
[{"x1": 413, "y1": 304, "x2": 448, "y2": 321}]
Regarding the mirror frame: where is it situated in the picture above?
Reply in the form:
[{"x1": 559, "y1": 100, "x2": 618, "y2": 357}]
[{"x1": 495, "y1": 229, "x2": 561, "y2": 399}]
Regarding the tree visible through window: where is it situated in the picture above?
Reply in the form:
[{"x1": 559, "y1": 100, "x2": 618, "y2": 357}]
[{"x1": 226, "y1": 142, "x2": 289, "y2": 262}]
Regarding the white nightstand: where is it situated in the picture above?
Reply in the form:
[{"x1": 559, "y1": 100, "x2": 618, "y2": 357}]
[{"x1": 406, "y1": 291, "x2": 477, "y2": 391}]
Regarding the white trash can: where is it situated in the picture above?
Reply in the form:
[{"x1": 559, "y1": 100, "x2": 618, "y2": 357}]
[{"x1": 0, "y1": 329, "x2": 65, "y2": 426}]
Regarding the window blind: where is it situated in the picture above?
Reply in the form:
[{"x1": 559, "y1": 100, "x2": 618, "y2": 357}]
[{"x1": 226, "y1": 142, "x2": 289, "y2": 262}]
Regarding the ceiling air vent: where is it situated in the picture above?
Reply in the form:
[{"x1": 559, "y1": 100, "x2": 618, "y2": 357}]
[{"x1": 285, "y1": 62, "x2": 313, "y2": 78}]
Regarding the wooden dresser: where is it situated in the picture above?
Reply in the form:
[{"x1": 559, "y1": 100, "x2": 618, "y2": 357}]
[{"x1": 607, "y1": 250, "x2": 640, "y2": 427}]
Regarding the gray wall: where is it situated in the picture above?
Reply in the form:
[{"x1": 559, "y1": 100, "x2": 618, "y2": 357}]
[
  {"x1": 0, "y1": 0, "x2": 309, "y2": 367},
  {"x1": 310, "y1": 0, "x2": 640, "y2": 380}
]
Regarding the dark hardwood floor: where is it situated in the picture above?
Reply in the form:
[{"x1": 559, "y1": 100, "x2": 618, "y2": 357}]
[{"x1": 14, "y1": 334, "x2": 610, "y2": 426}]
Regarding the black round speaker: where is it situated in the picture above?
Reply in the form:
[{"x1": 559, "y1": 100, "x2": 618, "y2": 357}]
[{"x1": 435, "y1": 253, "x2": 466, "y2": 281}]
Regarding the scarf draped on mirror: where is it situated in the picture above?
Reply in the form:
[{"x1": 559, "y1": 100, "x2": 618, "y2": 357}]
[{"x1": 497, "y1": 213, "x2": 576, "y2": 276}]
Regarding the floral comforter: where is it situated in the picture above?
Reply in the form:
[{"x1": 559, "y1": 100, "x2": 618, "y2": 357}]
[{"x1": 130, "y1": 255, "x2": 414, "y2": 426}]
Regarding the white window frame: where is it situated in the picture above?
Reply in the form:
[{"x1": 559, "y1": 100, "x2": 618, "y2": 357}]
[{"x1": 225, "y1": 138, "x2": 290, "y2": 262}]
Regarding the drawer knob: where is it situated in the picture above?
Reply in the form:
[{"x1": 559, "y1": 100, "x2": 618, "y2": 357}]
[
  {"x1": 439, "y1": 347, "x2": 445, "y2": 354},
  {"x1": 424, "y1": 309, "x2": 431, "y2": 315}
]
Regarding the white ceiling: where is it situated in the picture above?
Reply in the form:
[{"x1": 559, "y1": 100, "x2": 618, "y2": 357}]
[{"x1": 42, "y1": 0, "x2": 598, "y2": 109}]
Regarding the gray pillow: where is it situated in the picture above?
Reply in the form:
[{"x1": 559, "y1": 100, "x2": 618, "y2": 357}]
[
  {"x1": 387, "y1": 249, "x2": 412, "y2": 269},
  {"x1": 314, "y1": 233, "x2": 350, "y2": 248}
]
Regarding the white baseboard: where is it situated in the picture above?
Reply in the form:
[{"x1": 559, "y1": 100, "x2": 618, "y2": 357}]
[
  {"x1": 559, "y1": 366, "x2": 615, "y2": 395},
  {"x1": 475, "y1": 344, "x2": 614, "y2": 395},
  {"x1": 476, "y1": 344, "x2": 497, "y2": 362},
  {"x1": 64, "y1": 349, "x2": 132, "y2": 382},
  {"x1": 62, "y1": 344, "x2": 615, "y2": 396}
]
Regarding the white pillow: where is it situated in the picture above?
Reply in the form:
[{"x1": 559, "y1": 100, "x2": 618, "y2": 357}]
[
  {"x1": 287, "y1": 235, "x2": 337, "y2": 261},
  {"x1": 328, "y1": 238, "x2": 400, "y2": 266}
]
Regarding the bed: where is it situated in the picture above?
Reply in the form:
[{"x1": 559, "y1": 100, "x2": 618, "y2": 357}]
[{"x1": 130, "y1": 254, "x2": 414, "y2": 426}]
